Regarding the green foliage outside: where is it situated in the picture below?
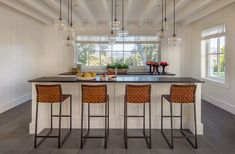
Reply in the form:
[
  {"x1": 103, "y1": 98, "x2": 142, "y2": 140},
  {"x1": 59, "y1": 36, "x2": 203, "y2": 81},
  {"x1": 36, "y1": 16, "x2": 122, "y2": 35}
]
[{"x1": 76, "y1": 43, "x2": 158, "y2": 67}]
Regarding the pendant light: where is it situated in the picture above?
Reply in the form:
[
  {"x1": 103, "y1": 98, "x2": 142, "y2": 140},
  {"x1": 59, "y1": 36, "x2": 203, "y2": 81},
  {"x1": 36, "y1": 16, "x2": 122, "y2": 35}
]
[
  {"x1": 112, "y1": 0, "x2": 121, "y2": 31},
  {"x1": 64, "y1": 0, "x2": 74, "y2": 47},
  {"x1": 118, "y1": 0, "x2": 128, "y2": 37},
  {"x1": 55, "y1": 0, "x2": 66, "y2": 31},
  {"x1": 66, "y1": 0, "x2": 77, "y2": 39},
  {"x1": 158, "y1": 0, "x2": 167, "y2": 39},
  {"x1": 168, "y1": 0, "x2": 181, "y2": 46},
  {"x1": 163, "y1": 0, "x2": 169, "y2": 32},
  {"x1": 108, "y1": 0, "x2": 116, "y2": 45}
]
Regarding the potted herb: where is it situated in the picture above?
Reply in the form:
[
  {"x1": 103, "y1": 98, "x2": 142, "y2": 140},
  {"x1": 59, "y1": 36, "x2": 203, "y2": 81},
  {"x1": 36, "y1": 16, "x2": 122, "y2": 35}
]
[{"x1": 106, "y1": 63, "x2": 129, "y2": 75}]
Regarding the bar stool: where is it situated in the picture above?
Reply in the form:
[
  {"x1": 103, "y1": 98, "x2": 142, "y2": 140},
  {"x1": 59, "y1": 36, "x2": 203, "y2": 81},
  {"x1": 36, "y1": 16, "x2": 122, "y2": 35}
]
[
  {"x1": 161, "y1": 84, "x2": 197, "y2": 149},
  {"x1": 124, "y1": 85, "x2": 151, "y2": 149},
  {"x1": 34, "y1": 84, "x2": 72, "y2": 148},
  {"x1": 80, "y1": 84, "x2": 109, "y2": 149}
]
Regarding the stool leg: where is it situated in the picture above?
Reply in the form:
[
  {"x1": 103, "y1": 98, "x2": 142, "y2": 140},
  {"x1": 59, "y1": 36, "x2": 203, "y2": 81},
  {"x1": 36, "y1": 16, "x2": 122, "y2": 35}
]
[
  {"x1": 194, "y1": 102, "x2": 198, "y2": 148},
  {"x1": 70, "y1": 96, "x2": 72, "y2": 132},
  {"x1": 58, "y1": 102, "x2": 62, "y2": 148},
  {"x1": 51, "y1": 103, "x2": 53, "y2": 131},
  {"x1": 104, "y1": 101, "x2": 108, "y2": 149},
  {"x1": 80, "y1": 102, "x2": 84, "y2": 149},
  {"x1": 34, "y1": 102, "x2": 39, "y2": 148},
  {"x1": 88, "y1": 103, "x2": 90, "y2": 134},
  {"x1": 180, "y1": 103, "x2": 183, "y2": 131},
  {"x1": 149, "y1": 102, "x2": 152, "y2": 149},
  {"x1": 161, "y1": 96, "x2": 163, "y2": 131},
  {"x1": 143, "y1": 102, "x2": 145, "y2": 135},
  {"x1": 107, "y1": 97, "x2": 110, "y2": 135},
  {"x1": 170, "y1": 102, "x2": 174, "y2": 149},
  {"x1": 124, "y1": 97, "x2": 127, "y2": 149}
]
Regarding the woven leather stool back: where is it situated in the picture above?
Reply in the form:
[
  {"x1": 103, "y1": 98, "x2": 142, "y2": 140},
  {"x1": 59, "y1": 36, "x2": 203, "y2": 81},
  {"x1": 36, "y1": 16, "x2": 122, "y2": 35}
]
[
  {"x1": 126, "y1": 85, "x2": 151, "y2": 103},
  {"x1": 36, "y1": 84, "x2": 62, "y2": 103},
  {"x1": 82, "y1": 84, "x2": 107, "y2": 103},
  {"x1": 170, "y1": 85, "x2": 197, "y2": 103}
]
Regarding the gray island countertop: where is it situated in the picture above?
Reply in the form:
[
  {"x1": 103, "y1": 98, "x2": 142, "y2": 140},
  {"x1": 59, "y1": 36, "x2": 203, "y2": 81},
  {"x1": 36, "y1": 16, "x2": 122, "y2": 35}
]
[{"x1": 29, "y1": 76, "x2": 204, "y2": 83}]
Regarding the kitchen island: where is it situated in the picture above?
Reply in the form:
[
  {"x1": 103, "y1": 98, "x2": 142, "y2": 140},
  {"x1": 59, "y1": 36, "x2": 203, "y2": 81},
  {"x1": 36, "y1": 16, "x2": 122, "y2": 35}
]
[{"x1": 29, "y1": 76, "x2": 204, "y2": 135}]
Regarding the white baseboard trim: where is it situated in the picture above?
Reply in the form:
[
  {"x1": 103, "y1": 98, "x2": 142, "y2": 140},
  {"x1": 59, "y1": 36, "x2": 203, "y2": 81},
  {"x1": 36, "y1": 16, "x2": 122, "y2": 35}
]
[
  {"x1": 0, "y1": 93, "x2": 31, "y2": 113},
  {"x1": 202, "y1": 94, "x2": 235, "y2": 115}
]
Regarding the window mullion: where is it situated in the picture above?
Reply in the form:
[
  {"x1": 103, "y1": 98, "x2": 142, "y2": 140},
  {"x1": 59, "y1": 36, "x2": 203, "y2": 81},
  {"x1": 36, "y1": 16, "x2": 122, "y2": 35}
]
[{"x1": 217, "y1": 37, "x2": 220, "y2": 77}]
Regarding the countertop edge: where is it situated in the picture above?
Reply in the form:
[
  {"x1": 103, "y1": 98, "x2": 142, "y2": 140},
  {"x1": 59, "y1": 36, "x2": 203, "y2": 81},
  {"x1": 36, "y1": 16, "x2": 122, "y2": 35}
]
[{"x1": 28, "y1": 77, "x2": 204, "y2": 83}]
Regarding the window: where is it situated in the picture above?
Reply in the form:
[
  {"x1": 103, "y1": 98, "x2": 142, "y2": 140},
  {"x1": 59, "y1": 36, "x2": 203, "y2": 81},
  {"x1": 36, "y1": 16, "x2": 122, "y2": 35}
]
[
  {"x1": 75, "y1": 36, "x2": 160, "y2": 67},
  {"x1": 201, "y1": 24, "x2": 226, "y2": 82}
]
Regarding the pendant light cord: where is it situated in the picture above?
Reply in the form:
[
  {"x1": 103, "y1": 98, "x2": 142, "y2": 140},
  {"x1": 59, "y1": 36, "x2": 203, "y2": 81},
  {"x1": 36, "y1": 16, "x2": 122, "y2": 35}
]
[
  {"x1": 70, "y1": 0, "x2": 72, "y2": 26},
  {"x1": 122, "y1": 0, "x2": 124, "y2": 30},
  {"x1": 111, "y1": 0, "x2": 114, "y2": 34},
  {"x1": 173, "y1": 0, "x2": 176, "y2": 36},
  {"x1": 114, "y1": 0, "x2": 117, "y2": 22},
  {"x1": 161, "y1": 0, "x2": 164, "y2": 31},
  {"x1": 67, "y1": 0, "x2": 70, "y2": 40},
  {"x1": 67, "y1": 0, "x2": 70, "y2": 26},
  {"x1": 59, "y1": 0, "x2": 62, "y2": 20},
  {"x1": 164, "y1": 0, "x2": 167, "y2": 22}
]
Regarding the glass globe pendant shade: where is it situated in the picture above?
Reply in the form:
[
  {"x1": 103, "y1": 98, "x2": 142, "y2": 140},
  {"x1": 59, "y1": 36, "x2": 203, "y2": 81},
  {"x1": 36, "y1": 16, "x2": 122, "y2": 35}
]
[
  {"x1": 64, "y1": 37, "x2": 75, "y2": 47},
  {"x1": 158, "y1": 29, "x2": 167, "y2": 39},
  {"x1": 108, "y1": 33, "x2": 116, "y2": 45},
  {"x1": 66, "y1": 25, "x2": 77, "y2": 38},
  {"x1": 163, "y1": 20, "x2": 169, "y2": 32},
  {"x1": 118, "y1": 28, "x2": 128, "y2": 37},
  {"x1": 112, "y1": 20, "x2": 121, "y2": 31},
  {"x1": 168, "y1": 35, "x2": 181, "y2": 46},
  {"x1": 55, "y1": 19, "x2": 67, "y2": 31}
]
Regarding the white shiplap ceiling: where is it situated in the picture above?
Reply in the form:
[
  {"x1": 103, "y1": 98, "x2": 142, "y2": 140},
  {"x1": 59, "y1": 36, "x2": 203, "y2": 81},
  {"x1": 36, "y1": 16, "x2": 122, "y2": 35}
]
[{"x1": 0, "y1": 0, "x2": 235, "y2": 35}]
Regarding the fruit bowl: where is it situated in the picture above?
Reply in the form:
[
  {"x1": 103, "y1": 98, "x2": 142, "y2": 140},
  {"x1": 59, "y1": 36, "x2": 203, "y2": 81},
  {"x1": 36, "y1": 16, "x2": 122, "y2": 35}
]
[
  {"x1": 77, "y1": 76, "x2": 96, "y2": 81},
  {"x1": 76, "y1": 72, "x2": 97, "y2": 80}
]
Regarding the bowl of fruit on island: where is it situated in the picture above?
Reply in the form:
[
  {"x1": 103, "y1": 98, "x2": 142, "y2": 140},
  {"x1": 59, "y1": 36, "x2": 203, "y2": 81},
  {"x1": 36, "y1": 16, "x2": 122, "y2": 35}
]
[{"x1": 76, "y1": 72, "x2": 97, "y2": 80}]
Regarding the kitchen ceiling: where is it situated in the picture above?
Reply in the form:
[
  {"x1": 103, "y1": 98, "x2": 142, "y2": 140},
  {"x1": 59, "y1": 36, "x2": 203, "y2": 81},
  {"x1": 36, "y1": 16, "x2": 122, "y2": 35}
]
[{"x1": 0, "y1": 0, "x2": 235, "y2": 35}]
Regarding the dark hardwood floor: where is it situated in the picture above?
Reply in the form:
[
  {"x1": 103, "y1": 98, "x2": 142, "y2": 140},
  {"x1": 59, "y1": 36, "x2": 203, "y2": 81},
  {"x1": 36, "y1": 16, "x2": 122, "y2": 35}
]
[{"x1": 0, "y1": 100, "x2": 234, "y2": 154}]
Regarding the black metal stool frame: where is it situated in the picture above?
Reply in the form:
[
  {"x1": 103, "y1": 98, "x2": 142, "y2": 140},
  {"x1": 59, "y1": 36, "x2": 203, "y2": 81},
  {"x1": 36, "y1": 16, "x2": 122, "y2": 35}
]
[
  {"x1": 80, "y1": 96, "x2": 109, "y2": 149},
  {"x1": 34, "y1": 95, "x2": 72, "y2": 148},
  {"x1": 161, "y1": 95, "x2": 198, "y2": 149},
  {"x1": 124, "y1": 95, "x2": 152, "y2": 149}
]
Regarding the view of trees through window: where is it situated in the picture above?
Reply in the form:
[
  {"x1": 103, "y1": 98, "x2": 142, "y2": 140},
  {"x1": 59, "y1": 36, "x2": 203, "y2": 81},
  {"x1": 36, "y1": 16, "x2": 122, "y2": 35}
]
[
  {"x1": 202, "y1": 36, "x2": 225, "y2": 79},
  {"x1": 76, "y1": 43, "x2": 159, "y2": 66}
]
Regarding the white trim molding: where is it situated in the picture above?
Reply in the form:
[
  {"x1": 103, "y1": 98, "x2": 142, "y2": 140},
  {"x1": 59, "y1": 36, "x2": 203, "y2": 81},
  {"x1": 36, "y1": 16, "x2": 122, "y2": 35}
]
[
  {"x1": 202, "y1": 94, "x2": 235, "y2": 115},
  {"x1": 0, "y1": 93, "x2": 31, "y2": 113}
]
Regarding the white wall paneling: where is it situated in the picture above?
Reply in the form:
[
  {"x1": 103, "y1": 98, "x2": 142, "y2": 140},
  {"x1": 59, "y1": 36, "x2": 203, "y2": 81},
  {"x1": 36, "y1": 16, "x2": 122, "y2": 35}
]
[{"x1": 0, "y1": 3, "x2": 72, "y2": 113}]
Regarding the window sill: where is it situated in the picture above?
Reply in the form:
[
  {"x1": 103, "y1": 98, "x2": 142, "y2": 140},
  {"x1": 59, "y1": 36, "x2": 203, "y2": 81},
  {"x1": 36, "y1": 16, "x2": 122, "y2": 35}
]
[{"x1": 202, "y1": 77, "x2": 229, "y2": 89}]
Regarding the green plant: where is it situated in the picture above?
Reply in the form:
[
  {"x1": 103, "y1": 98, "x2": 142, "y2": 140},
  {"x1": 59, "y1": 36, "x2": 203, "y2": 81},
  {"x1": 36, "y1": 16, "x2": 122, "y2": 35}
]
[{"x1": 107, "y1": 63, "x2": 129, "y2": 69}]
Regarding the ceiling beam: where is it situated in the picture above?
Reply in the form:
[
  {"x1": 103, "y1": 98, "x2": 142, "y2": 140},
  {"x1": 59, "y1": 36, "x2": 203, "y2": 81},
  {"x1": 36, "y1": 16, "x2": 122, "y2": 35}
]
[
  {"x1": 79, "y1": 0, "x2": 98, "y2": 25},
  {"x1": 0, "y1": 0, "x2": 53, "y2": 24},
  {"x1": 125, "y1": 0, "x2": 134, "y2": 22},
  {"x1": 102, "y1": 0, "x2": 110, "y2": 15},
  {"x1": 153, "y1": 0, "x2": 190, "y2": 25},
  {"x1": 181, "y1": 0, "x2": 235, "y2": 25},
  {"x1": 139, "y1": 0, "x2": 161, "y2": 25},
  {"x1": 175, "y1": 0, "x2": 216, "y2": 23},
  {"x1": 20, "y1": 0, "x2": 58, "y2": 20}
]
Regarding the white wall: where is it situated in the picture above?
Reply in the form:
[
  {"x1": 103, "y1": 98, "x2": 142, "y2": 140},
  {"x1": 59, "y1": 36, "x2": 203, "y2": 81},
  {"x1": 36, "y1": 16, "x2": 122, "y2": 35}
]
[
  {"x1": 181, "y1": 3, "x2": 235, "y2": 114},
  {"x1": 0, "y1": 3, "x2": 73, "y2": 113}
]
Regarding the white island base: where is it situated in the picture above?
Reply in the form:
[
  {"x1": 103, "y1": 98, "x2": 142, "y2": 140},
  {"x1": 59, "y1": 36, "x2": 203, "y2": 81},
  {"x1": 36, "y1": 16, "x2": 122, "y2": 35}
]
[{"x1": 29, "y1": 82, "x2": 203, "y2": 135}]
